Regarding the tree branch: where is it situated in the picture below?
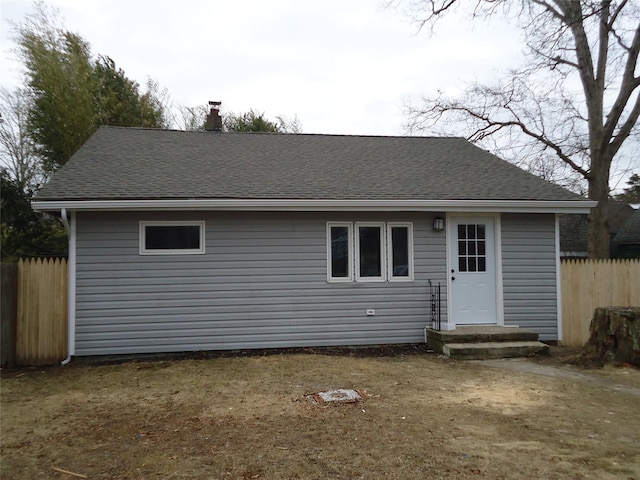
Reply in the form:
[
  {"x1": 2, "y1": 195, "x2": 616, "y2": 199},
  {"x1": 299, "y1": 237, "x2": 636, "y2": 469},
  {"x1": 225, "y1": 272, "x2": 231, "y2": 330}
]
[
  {"x1": 602, "y1": 22, "x2": 640, "y2": 144},
  {"x1": 595, "y1": 1, "x2": 610, "y2": 91},
  {"x1": 609, "y1": 91, "x2": 640, "y2": 157},
  {"x1": 425, "y1": 100, "x2": 590, "y2": 179},
  {"x1": 608, "y1": 0, "x2": 629, "y2": 29},
  {"x1": 429, "y1": 0, "x2": 458, "y2": 16},
  {"x1": 531, "y1": 0, "x2": 564, "y2": 22}
]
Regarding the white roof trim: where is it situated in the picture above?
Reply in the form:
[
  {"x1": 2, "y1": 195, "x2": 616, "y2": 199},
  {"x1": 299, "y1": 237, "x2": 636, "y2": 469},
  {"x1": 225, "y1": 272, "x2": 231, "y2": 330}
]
[{"x1": 32, "y1": 198, "x2": 596, "y2": 213}]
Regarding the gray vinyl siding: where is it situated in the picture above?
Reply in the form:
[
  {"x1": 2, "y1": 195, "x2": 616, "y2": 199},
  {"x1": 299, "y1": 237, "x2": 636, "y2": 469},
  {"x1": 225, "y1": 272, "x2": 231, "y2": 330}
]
[
  {"x1": 501, "y1": 213, "x2": 558, "y2": 340},
  {"x1": 74, "y1": 211, "x2": 447, "y2": 355}
]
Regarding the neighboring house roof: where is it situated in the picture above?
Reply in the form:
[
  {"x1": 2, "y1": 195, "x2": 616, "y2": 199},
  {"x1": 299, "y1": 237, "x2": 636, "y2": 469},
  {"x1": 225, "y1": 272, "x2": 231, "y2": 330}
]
[
  {"x1": 614, "y1": 209, "x2": 640, "y2": 244},
  {"x1": 559, "y1": 214, "x2": 589, "y2": 256},
  {"x1": 560, "y1": 201, "x2": 635, "y2": 255}
]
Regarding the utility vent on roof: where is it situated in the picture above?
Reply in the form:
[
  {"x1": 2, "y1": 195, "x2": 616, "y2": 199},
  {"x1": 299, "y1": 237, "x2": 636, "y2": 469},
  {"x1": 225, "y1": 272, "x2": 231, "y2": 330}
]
[{"x1": 205, "y1": 101, "x2": 223, "y2": 131}]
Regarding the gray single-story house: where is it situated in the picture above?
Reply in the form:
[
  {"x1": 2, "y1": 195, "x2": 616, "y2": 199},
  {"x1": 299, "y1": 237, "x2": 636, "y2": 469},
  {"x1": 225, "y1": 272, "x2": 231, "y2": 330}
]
[{"x1": 33, "y1": 125, "x2": 595, "y2": 358}]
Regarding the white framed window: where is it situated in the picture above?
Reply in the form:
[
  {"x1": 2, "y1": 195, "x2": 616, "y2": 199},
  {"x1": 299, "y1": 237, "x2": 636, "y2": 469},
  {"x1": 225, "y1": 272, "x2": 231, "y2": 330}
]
[
  {"x1": 327, "y1": 221, "x2": 414, "y2": 283},
  {"x1": 387, "y1": 223, "x2": 414, "y2": 281},
  {"x1": 327, "y1": 222, "x2": 353, "y2": 282},
  {"x1": 356, "y1": 222, "x2": 386, "y2": 282},
  {"x1": 140, "y1": 221, "x2": 205, "y2": 255}
]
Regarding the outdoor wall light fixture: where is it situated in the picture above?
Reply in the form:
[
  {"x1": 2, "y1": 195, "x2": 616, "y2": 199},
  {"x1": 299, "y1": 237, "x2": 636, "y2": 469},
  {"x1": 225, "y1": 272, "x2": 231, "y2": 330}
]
[{"x1": 433, "y1": 217, "x2": 445, "y2": 232}]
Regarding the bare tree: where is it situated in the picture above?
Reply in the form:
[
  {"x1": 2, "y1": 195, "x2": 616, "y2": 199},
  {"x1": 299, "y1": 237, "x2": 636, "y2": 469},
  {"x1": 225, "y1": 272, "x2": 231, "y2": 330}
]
[
  {"x1": 401, "y1": 0, "x2": 640, "y2": 258},
  {"x1": 274, "y1": 114, "x2": 303, "y2": 134},
  {"x1": 172, "y1": 104, "x2": 209, "y2": 131},
  {"x1": 0, "y1": 87, "x2": 45, "y2": 192}
]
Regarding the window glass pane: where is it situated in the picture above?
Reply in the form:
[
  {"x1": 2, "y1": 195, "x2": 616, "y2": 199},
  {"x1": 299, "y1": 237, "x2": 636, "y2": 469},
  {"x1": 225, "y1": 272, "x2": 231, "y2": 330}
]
[
  {"x1": 478, "y1": 241, "x2": 486, "y2": 255},
  {"x1": 458, "y1": 257, "x2": 467, "y2": 272},
  {"x1": 468, "y1": 241, "x2": 476, "y2": 255},
  {"x1": 458, "y1": 240, "x2": 466, "y2": 255},
  {"x1": 477, "y1": 225, "x2": 486, "y2": 239},
  {"x1": 478, "y1": 257, "x2": 486, "y2": 272},
  {"x1": 359, "y1": 226, "x2": 382, "y2": 277},
  {"x1": 468, "y1": 257, "x2": 477, "y2": 272},
  {"x1": 458, "y1": 224, "x2": 466, "y2": 239},
  {"x1": 391, "y1": 226, "x2": 409, "y2": 277},
  {"x1": 467, "y1": 225, "x2": 476, "y2": 239},
  {"x1": 145, "y1": 225, "x2": 200, "y2": 250},
  {"x1": 330, "y1": 226, "x2": 349, "y2": 278}
]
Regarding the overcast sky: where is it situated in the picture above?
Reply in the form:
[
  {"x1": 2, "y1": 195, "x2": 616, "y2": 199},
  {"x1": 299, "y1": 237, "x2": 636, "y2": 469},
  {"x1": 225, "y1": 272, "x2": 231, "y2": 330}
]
[{"x1": 0, "y1": 0, "x2": 524, "y2": 136}]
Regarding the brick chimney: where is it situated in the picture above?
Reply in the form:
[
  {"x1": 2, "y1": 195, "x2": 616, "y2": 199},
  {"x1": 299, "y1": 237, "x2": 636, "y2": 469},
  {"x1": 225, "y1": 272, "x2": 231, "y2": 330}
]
[{"x1": 205, "y1": 101, "x2": 223, "y2": 131}]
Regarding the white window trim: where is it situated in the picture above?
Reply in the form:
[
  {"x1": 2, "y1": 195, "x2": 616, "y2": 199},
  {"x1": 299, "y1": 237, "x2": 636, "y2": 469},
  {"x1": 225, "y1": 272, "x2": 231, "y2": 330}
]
[
  {"x1": 327, "y1": 221, "x2": 415, "y2": 283},
  {"x1": 139, "y1": 221, "x2": 205, "y2": 255},
  {"x1": 326, "y1": 222, "x2": 354, "y2": 282},
  {"x1": 387, "y1": 223, "x2": 414, "y2": 282},
  {"x1": 355, "y1": 222, "x2": 386, "y2": 283}
]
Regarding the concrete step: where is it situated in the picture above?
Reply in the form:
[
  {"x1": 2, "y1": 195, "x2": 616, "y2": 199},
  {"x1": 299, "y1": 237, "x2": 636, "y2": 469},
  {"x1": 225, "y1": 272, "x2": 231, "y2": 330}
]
[
  {"x1": 443, "y1": 341, "x2": 550, "y2": 360},
  {"x1": 426, "y1": 326, "x2": 540, "y2": 354}
]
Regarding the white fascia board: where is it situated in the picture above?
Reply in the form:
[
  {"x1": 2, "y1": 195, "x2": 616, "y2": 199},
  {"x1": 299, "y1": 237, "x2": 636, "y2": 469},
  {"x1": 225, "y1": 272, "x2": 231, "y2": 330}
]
[{"x1": 32, "y1": 198, "x2": 596, "y2": 214}]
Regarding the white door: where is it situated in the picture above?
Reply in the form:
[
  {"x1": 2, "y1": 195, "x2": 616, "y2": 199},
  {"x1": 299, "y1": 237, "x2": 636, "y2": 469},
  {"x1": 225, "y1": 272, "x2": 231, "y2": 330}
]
[{"x1": 449, "y1": 216, "x2": 497, "y2": 325}]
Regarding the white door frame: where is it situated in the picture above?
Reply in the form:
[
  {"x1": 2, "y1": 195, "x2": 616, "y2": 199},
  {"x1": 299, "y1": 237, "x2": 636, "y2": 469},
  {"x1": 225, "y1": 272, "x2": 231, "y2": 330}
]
[{"x1": 445, "y1": 213, "x2": 504, "y2": 330}]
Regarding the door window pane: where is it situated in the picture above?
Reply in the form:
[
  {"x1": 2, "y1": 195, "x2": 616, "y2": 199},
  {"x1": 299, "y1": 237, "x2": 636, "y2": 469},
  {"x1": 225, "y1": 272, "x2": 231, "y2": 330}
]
[
  {"x1": 459, "y1": 257, "x2": 467, "y2": 272},
  {"x1": 478, "y1": 257, "x2": 486, "y2": 271},
  {"x1": 468, "y1": 257, "x2": 477, "y2": 272}
]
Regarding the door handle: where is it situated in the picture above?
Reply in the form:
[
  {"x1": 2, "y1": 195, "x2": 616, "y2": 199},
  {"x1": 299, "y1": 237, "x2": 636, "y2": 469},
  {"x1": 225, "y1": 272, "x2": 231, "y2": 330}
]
[
  {"x1": 451, "y1": 269, "x2": 455, "y2": 281},
  {"x1": 451, "y1": 276, "x2": 455, "y2": 281}
]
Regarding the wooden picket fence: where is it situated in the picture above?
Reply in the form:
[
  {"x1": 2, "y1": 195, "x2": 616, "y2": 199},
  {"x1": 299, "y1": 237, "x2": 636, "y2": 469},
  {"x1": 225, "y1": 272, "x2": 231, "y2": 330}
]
[
  {"x1": 561, "y1": 259, "x2": 640, "y2": 347},
  {"x1": 14, "y1": 258, "x2": 68, "y2": 365},
  {"x1": 1, "y1": 257, "x2": 639, "y2": 365}
]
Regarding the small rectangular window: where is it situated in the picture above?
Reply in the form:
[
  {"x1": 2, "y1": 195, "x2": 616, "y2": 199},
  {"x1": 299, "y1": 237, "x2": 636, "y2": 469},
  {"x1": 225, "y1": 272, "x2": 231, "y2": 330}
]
[
  {"x1": 140, "y1": 221, "x2": 205, "y2": 255},
  {"x1": 388, "y1": 223, "x2": 414, "y2": 281},
  {"x1": 327, "y1": 223, "x2": 353, "y2": 282}
]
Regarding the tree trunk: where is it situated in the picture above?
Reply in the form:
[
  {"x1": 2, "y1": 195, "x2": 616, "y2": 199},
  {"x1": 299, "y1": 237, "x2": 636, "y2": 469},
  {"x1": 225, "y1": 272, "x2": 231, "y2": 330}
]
[
  {"x1": 587, "y1": 151, "x2": 611, "y2": 259},
  {"x1": 588, "y1": 200, "x2": 609, "y2": 259},
  {"x1": 582, "y1": 307, "x2": 640, "y2": 367}
]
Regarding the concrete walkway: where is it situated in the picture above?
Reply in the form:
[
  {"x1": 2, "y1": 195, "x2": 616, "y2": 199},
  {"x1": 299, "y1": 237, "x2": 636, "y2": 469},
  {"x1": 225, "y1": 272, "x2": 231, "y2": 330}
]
[{"x1": 476, "y1": 357, "x2": 640, "y2": 398}]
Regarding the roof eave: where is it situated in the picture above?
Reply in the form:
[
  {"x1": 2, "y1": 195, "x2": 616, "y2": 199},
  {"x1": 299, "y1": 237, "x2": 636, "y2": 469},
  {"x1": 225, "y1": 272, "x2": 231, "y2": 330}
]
[{"x1": 32, "y1": 198, "x2": 596, "y2": 214}]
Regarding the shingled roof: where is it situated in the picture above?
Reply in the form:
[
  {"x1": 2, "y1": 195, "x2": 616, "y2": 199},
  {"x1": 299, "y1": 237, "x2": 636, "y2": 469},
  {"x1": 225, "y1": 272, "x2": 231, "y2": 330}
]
[
  {"x1": 36, "y1": 126, "x2": 587, "y2": 203},
  {"x1": 614, "y1": 209, "x2": 640, "y2": 244},
  {"x1": 560, "y1": 201, "x2": 634, "y2": 256}
]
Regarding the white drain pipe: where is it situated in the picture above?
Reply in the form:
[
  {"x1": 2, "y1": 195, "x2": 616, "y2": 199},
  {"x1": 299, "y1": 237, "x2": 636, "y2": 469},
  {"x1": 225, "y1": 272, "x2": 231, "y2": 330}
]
[{"x1": 59, "y1": 208, "x2": 74, "y2": 366}]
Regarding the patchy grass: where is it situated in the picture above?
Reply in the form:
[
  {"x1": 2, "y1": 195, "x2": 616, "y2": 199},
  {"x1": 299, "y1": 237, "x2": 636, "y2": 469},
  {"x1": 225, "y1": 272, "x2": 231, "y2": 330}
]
[{"x1": 1, "y1": 352, "x2": 639, "y2": 479}]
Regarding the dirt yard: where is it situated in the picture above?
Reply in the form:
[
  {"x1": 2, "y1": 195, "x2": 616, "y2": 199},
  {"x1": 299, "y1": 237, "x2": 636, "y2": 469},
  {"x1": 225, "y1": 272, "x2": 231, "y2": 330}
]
[{"x1": 1, "y1": 348, "x2": 639, "y2": 479}]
